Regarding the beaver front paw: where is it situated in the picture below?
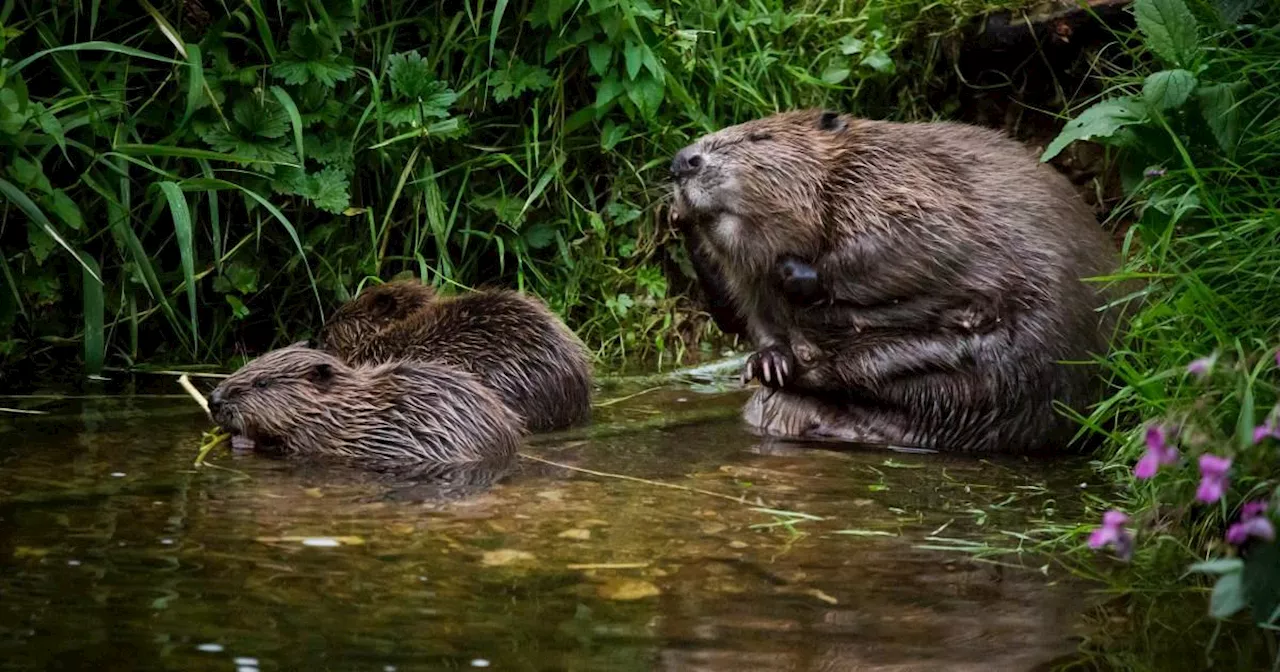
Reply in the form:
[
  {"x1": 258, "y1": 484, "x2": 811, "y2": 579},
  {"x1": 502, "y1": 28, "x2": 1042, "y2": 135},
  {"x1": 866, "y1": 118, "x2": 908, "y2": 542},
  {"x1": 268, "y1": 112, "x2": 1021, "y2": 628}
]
[
  {"x1": 777, "y1": 257, "x2": 823, "y2": 307},
  {"x1": 742, "y1": 345, "x2": 796, "y2": 389}
]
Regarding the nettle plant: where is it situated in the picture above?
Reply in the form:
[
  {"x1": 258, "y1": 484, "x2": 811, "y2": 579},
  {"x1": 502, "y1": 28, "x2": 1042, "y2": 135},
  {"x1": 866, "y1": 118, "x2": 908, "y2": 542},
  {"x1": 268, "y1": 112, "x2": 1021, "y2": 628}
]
[
  {"x1": 1088, "y1": 350, "x2": 1280, "y2": 631},
  {"x1": 1040, "y1": 0, "x2": 1250, "y2": 183}
]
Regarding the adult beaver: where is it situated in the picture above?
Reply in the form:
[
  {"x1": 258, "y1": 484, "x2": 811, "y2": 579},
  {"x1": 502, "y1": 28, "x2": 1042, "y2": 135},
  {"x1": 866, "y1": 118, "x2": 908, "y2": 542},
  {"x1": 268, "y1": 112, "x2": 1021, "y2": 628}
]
[
  {"x1": 670, "y1": 109, "x2": 1128, "y2": 454},
  {"x1": 316, "y1": 280, "x2": 593, "y2": 433},
  {"x1": 208, "y1": 344, "x2": 522, "y2": 464}
]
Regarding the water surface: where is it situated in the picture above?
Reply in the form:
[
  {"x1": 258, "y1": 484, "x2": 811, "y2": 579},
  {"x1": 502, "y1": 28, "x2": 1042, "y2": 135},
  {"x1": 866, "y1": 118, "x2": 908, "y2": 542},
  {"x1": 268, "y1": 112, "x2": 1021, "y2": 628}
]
[{"x1": 1, "y1": 378, "x2": 1110, "y2": 671}]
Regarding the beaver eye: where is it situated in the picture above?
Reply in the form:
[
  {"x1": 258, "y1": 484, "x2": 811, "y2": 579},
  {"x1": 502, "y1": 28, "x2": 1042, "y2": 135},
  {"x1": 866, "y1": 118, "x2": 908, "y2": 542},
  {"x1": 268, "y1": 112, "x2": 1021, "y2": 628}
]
[
  {"x1": 253, "y1": 378, "x2": 271, "y2": 389},
  {"x1": 748, "y1": 132, "x2": 773, "y2": 142}
]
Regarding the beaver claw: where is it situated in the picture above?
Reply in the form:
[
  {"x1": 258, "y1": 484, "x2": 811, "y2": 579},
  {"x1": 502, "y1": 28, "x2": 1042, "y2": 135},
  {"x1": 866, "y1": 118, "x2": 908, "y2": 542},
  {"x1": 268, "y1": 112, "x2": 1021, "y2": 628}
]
[{"x1": 742, "y1": 345, "x2": 795, "y2": 389}]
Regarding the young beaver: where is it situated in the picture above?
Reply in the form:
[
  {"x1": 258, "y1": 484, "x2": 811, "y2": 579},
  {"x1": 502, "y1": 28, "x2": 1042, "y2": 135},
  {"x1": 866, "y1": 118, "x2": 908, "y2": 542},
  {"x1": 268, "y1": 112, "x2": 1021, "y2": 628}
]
[
  {"x1": 315, "y1": 280, "x2": 593, "y2": 433},
  {"x1": 208, "y1": 344, "x2": 522, "y2": 464},
  {"x1": 670, "y1": 109, "x2": 1129, "y2": 454}
]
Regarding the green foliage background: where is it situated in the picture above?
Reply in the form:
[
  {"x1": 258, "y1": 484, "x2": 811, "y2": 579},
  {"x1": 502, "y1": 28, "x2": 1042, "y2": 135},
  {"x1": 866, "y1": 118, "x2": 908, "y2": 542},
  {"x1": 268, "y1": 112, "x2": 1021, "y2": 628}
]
[{"x1": 0, "y1": 0, "x2": 1034, "y2": 376}]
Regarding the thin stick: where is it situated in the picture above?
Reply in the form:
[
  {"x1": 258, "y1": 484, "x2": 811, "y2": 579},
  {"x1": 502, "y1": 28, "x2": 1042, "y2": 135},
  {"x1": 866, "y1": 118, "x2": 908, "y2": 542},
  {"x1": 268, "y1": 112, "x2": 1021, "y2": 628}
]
[
  {"x1": 518, "y1": 452, "x2": 757, "y2": 506},
  {"x1": 0, "y1": 407, "x2": 49, "y2": 415},
  {"x1": 592, "y1": 385, "x2": 665, "y2": 408},
  {"x1": 177, "y1": 374, "x2": 211, "y2": 418}
]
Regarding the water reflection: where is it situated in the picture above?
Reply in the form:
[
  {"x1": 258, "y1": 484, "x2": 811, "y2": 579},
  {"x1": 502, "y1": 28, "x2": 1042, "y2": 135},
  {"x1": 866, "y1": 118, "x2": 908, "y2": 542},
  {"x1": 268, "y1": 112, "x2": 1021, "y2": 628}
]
[{"x1": 1, "y1": 383, "x2": 1107, "y2": 670}]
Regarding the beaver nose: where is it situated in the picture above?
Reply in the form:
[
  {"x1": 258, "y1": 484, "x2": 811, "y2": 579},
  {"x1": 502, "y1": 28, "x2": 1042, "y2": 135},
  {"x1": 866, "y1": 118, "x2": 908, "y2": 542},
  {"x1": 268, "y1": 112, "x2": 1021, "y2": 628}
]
[
  {"x1": 670, "y1": 148, "x2": 704, "y2": 180},
  {"x1": 208, "y1": 389, "x2": 225, "y2": 414}
]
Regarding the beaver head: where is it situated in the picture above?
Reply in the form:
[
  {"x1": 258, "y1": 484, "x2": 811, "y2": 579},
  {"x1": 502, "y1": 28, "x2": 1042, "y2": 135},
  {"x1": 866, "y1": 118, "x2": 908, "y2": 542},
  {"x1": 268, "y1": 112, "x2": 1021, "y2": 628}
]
[
  {"x1": 208, "y1": 344, "x2": 358, "y2": 455},
  {"x1": 317, "y1": 280, "x2": 437, "y2": 355},
  {"x1": 669, "y1": 109, "x2": 850, "y2": 264}
]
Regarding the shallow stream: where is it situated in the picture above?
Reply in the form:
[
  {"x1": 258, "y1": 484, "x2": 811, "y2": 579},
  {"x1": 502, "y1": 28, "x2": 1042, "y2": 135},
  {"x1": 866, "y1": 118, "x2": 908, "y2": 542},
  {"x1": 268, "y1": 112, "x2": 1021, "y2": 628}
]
[{"x1": 0, "y1": 374, "x2": 1122, "y2": 671}]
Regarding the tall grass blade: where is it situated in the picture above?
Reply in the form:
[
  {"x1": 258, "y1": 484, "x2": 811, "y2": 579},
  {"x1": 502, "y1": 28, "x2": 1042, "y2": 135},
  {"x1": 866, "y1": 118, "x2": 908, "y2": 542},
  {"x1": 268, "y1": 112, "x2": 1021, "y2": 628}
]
[
  {"x1": 10, "y1": 41, "x2": 181, "y2": 73},
  {"x1": 138, "y1": 0, "x2": 187, "y2": 58},
  {"x1": 80, "y1": 171, "x2": 189, "y2": 350},
  {"x1": 489, "y1": 0, "x2": 509, "y2": 63},
  {"x1": 80, "y1": 252, "x2": 104, "y2": 374},
  {"x1": 114, "y1": 143, "x2": 299, "y2": 167},
  {"x1": 0, "y1": 178, "x2": 100, "y2": 284},
  {"x1": 178, "y1": 178, "x2": 324, "y2": 318},
  {"x1": 270, "y1": 85, "x2": 306, "y2": 165},
  {"x1": 182, "y1": 44, "x2": 205, "y2": 127},
  {"x1": 158, "y1": 181, "x2": 199, "y2": 351}
]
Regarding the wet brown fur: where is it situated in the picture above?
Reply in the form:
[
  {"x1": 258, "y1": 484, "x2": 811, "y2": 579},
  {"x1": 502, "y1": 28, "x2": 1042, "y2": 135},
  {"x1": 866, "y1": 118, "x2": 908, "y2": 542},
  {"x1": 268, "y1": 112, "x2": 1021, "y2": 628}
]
[
  {"x1": 671, "y1": 109, "x2": 1132, "y2": 454},
  {"x1": 208, "y1": 344, "x2": 522, "y2": 464},
  {"x1": 316, "y1": 280, "x2": 594, "y2": 433}
]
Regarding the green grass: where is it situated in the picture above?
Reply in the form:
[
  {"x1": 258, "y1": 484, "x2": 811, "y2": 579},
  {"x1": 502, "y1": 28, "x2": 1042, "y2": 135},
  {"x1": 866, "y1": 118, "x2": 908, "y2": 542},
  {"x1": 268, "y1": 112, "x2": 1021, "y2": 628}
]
[{"x1": 0, "y1": 0, "x2": 1045, "y2": 376}]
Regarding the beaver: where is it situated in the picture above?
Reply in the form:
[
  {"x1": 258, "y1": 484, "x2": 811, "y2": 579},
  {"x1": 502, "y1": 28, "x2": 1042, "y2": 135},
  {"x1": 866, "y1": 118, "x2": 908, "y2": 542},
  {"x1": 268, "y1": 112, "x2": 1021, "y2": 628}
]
[
  {"x1": 207, "y1": 343, "x2": 523, "y2": 464},
  {"x1": 315, "y1": 280, "x2": 593, "y2": 433},
  {"x1": 669, "y1": 108, "x2": 1129, "y2": 454}
]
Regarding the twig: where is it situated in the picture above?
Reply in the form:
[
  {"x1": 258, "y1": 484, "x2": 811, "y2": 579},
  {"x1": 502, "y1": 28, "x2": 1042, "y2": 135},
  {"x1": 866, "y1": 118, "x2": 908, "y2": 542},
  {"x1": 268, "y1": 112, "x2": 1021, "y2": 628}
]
[
  {"x1": 593, "y1": 385, "x2": 666, "y2": 408},
  {"x1": 177, "y1": 374, "x2": 211, "y2": 418},
  {"x1": 518, "y1": 452, "x2": 758, "y2": 506}
]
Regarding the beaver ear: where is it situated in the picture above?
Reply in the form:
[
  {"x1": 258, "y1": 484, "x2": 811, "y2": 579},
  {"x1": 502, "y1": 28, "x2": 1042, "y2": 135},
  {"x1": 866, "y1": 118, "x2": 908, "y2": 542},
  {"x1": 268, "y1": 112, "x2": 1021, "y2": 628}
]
[
  {"x1": 369, "y1": 292, "x2": 397, "y2": 318},
  {"x1": 308, "y1": 363, "x2": 335, "y2": 390},
  {"x1": 817, "y1": 111, "x2": 846, "y2": 132}
]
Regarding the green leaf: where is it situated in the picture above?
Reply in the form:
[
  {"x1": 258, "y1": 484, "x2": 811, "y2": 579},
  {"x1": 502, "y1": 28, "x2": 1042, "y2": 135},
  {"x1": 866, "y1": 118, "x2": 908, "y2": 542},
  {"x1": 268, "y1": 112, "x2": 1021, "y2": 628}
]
[
  {"x1": 47, "y1": 189, "x2": 84, "y2": 231},
  {"x1": 524, "y1": 222, "x2": 557, "y2": 250},
  {"x1": 862, "y1": 49, "x2": 894, "y2": 74},
  {"x1": 302, "y1": 166, "x2": 351, "y2": 214},
  {"x1": 821, "y1": 65, "x2": 851, "y2": 85},
  {"x1": 9, "y1": 157, "x2": 52, "y2": 194},
  {"x1": 1134, "y1": 0, "x2": 1202, "y2": 68},
  {"x1": 224, "y1": 263, "x2": 259, "y2": 294},
  {"x1": 33, "y1": 104, "x2": 67, "y2": 154},
  {"x1": 600, "y1": 120, "x2": 627, "y2": 151},
  {"x1": 158, "y1": 182, "x2": 198, "y2": 349},
  {"x1": 641, "y1": 45, "x2": 663, "y2": 80},
  {"x1": 1215, "y1": 0, "x2": 1263, "y2": 24},
  {"x1": 181, "y1": 43, "x2": 205, "y2": 126},
  {"x1": 489, "y1": 0, "x2": 509, "y2": 63},
  {"x1": 0, "y1": 177, "x2": 100, "y2": 283},
  {"x1": 1242, "y1": 540, "x2": 1280, "y2": 626},
  {"x1": 1142, "y1": 69, "x2": 1197, "y2": 109},
  {"x1": 623, "y1": 41, "x2": 642, "y2": 80},
  {"x1": 225, "y1": 294, "x2": 250, "y2": 319},
  {"x1": 626, "y1": 73, "x2": 664, "y2": 120},
  {"x1": 80, "y1": 252, "x2": 104, "y2": 374},
  {"x1": 1210, "y1": 572, "x2": 1248, "y2": 619},
  {"x1": 595, "y1": 73, "x2": 624, "y2": 108},
  {"x1": 26, "y1": 221, "x2": 56, "y2": 264},
  {"x1": 490, "y1": 56, "x2": 553, "y2": 103},
  {"x1": 388, "y1": 51, "x2": 449, "y2": 100},
  {"x1": 270, "y1": 85, "x2": 306, "y2": 165},
  {"x1": 1197, "y1": 82, "x2": 1242, "y2": 154},
  {"x1": 232, "y1": 97, "x2": 288, "y2": 139},
  {"x1": 1188, "y1": 558, "x2": 1244, "y2": 575},
  {"x1": 198, "y1": 125, "x2": 297, "y2": 174},
  {"x1": 587, "y1": 43, "x2": 612, "y2": 76},
  {"x1": 1040, "y1": 97, "x2": 1148, "y2": 162}
]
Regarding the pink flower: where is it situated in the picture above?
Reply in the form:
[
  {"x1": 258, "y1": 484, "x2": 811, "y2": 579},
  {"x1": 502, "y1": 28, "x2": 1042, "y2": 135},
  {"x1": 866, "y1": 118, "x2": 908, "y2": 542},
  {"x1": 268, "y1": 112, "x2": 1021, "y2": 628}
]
[
  {"x1": 1254, "y1": 408, "x2": 1280, "y2": 444},
  {"x1": 1254, "y1": 418, "x2": 1280, "y2": 444},
  {"x1": 1088, "y1": 510, "x2": 1134, "y2": 560},
  {"x1": 1186, "y1": 354, "x2": 1217, "y2": 377},
  {"x1": 1226, "y1": 500, "x2": 1275, "y2": 546},
  {"x1": 1135, "y1": 425, "x2": 1179, "y2": 479},
  {"x1": 1196, "y1": 454, "x2": 1233, "y2": 503}
]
